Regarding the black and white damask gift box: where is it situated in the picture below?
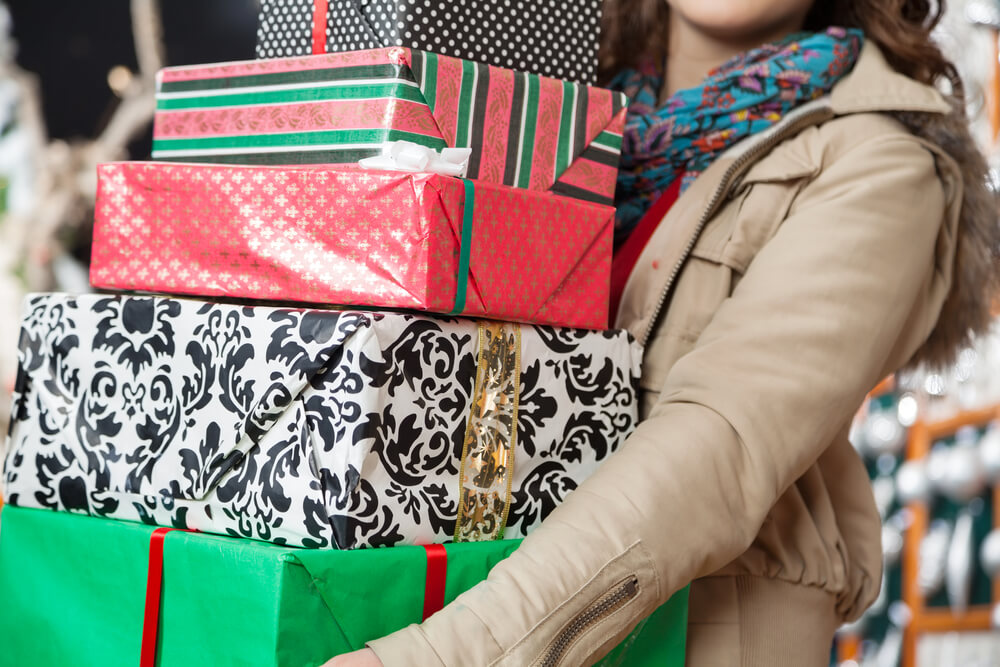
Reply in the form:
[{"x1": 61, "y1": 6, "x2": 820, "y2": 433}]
[
  {"x1": 256, "y1": 0, "x2": 603, "y2": 85},
  {"x1": 3, "y1": 294, "x2": 641, "y2": 549}
]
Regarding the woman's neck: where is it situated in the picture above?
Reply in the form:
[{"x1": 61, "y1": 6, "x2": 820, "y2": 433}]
[{"x1": 662, "y1": 12, "x2": 807, "y2": 100}]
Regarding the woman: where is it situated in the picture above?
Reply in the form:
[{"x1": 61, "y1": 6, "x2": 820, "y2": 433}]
[{"x1": 332, "y1": 0, "x2": 1000, "y2": 664}]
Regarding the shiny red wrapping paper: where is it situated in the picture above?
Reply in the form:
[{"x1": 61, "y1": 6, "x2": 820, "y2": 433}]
[{"x1": 91, "y1": 162, "x2": 614, "y2": 329}]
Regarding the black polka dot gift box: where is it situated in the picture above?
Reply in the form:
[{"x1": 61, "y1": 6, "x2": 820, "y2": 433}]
[{"x1": 256, "y1": 0, "x2": 603, "y2": 85}]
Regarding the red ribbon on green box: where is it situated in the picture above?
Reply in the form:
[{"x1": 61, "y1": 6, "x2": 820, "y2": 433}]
[
  {"x1": 0, "y1": 507, "x2": 688, "y2": 666},
  {"x1": 422, "y1": 544, "x2": 448, "y2": 621},
  {"x1": 140, "y1": 532, "x2": 450, "y2": 666},
  {"x1": 141, "y1": 528, "x2": 180, "y2": 667}
]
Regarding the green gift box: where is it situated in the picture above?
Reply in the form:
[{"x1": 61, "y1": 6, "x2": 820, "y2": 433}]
[{"x1": 0, "y1": 507, "x2": 687, "y2": 666}]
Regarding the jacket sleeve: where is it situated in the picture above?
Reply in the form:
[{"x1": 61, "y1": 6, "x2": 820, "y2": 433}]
[{"x1": 368, "y1": 133, "x2": 956, "y2": 666}]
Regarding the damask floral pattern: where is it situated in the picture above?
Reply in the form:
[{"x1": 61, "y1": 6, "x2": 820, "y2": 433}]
[{"x1": 3, "y1": 294, "x2": 641, "y2": 549}]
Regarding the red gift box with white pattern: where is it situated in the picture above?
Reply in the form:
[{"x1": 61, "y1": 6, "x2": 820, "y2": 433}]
[{"x1": 91, "y1": 162, "x2": 613, "y2": 329}]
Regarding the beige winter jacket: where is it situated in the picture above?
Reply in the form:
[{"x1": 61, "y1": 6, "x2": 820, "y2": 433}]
[{"x1": 368, "y1": 42, "x2": 963, "y2": 665}]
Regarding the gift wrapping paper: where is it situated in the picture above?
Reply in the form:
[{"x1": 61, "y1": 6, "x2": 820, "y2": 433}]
[
  {"x1": 152, "y1": 47, "x2": 626, "y2": 205},
  {"x1": 3, "y1": 293, "x2": 641, "y2": 549},
  {"x1": 256, "y1": 0, "x2": 604, "y2": 86},
  {"x1": 0, "y1": 507, "x2": 688, "y2": 667},
  {"x1": 90, "y1": 162, "x2": 614, "y2": 330}
]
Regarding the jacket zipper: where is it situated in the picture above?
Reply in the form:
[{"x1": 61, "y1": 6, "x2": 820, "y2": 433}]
[
  {"x1": 533, "y1": 104, "x2": 834, "y2": 667},
  {"x1": 638, "y1": 105, "x2": 836, "y2": 348},
  {"x1": 536, "y1": 576, "x2": 639, "y2": 667}
]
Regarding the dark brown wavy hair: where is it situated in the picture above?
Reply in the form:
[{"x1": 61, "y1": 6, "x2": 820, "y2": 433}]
[
  {"x1": 599, "y1": 0, "x2": 958, "y2": 88},
  {"x1": 600, "y1": 0, "x2": 1000, "y2": 369}
]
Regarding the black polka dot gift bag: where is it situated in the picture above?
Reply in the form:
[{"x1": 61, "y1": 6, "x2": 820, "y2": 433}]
[{"x1": 256, "y1": 0, "x2": 603, "y2": 85}]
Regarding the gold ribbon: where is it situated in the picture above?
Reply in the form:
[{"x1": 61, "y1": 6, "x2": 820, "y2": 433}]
[{"x1": 453, "y1": 322, "x2": 521, "y2": 542}]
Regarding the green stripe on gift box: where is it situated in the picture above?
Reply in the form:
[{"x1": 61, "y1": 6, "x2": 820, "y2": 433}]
[
  {"x1": 455, "y1": 59, "x2": 478, "y2": 148},
  {"x1": 153, "y1": 148, "x2": 382, "y2": 164},
  {"x1": 593, "y1": 130, "x2": 623, "y2": 154},
  {"x1": 156, "y1": 81, "x2": 426, "y2": 110},
  {"x1": 152, "y1": 128, "x2": 445, "y2": 154},
  {"x1": 450, "y1": 179, "x2": 476, "y2": 314},
  {"x1": 158, "y1": 64, "x2": 414, "y2": 94},
  {"x1": 413, "y1": 50, "x2": 437, "y2": 113},
  {"x1": 555, "y1": 80, "x2": 576, "y2": 179},
  {"x1": 515, "y1": 74, "x2": 539, "y2": 190}
]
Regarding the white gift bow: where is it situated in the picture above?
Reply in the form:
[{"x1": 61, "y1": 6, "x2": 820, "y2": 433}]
[{"x1": 359, "y1": 141, "x2": 473, "y2": 178}]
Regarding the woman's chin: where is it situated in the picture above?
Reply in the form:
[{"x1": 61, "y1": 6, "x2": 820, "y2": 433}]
[{"x1": 668, "y1": 0, "x2": 812, "y2": 43}]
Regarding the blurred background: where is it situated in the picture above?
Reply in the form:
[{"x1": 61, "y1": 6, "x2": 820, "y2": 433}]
[
  {"x1": 2, "y1": 2, "x2": 1000, "y2": 666},
  {"x1": 0, "y1": 0, "x2": 257, "y2": 433}
]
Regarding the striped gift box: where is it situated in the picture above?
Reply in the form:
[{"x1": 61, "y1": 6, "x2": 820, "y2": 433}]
[{"x1": 153, "y1": 48, "x2": 626, "y2": 205}]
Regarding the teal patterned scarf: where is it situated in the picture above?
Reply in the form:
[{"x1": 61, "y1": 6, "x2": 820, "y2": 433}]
[{"x1": 610, "y1": 27, "x2": 864, "y2": 245}]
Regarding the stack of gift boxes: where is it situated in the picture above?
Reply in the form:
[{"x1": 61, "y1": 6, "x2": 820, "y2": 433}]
[{"x1": 0, "y1": 3, "x2": 688, "y2": 666}]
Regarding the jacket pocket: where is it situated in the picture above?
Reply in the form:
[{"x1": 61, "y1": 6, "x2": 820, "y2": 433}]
[
  {"x1": 637, "y1": 160, "x2": 816, "y2": 401},
  {"x1": 719, "y1": 179, "x2": 805, "y2": 275},
  {"x1": 677, "y1": 176, "x2": 808, "y2": 323}
]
